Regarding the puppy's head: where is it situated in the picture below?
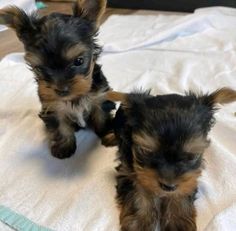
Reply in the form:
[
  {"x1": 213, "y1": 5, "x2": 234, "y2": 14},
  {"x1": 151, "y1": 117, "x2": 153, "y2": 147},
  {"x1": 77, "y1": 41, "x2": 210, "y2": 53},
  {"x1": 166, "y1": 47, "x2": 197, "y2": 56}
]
[
  {"x1": 0, "y1": 0, "x2": 107, "y2": 101},
  {"x1": 111, "y1": 88, "x2": 236, "y2": 196}
]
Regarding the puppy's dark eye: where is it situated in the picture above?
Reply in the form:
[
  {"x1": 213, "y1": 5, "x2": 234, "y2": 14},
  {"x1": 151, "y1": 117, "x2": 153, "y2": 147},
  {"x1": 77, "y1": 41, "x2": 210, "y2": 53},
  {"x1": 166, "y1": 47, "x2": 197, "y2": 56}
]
[
  {"x1": 34, "y1": 66, "x2": 53, "y2": 81},
  {"x1": 136, "y1": 146, "x2": 152, "y2": 155},
  {"x1": 34, "y1": 66, "x2": 42, "y2": 73},
  {"x1": 183, "y1": 153, "x2": 201, "y2": 165},
  {"x1": 189, "y1": 153, "x2": 201, "y2": 160},
  {"x1": 133, "y1": 146, "x2": 154, "y2": 165},
  {"x1": 73, "y1": 57, "x2": 84, "y2": 66}
]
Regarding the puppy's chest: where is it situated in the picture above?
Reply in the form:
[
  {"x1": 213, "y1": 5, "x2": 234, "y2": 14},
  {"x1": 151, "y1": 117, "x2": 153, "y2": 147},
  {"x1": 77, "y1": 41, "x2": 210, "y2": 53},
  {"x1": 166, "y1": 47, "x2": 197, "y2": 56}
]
[
  {"x1": 135, "y1": 189, "x2": 160, "y2": 230},
  {"x1": 56, "y1": 97, "x2": 93, "y2": 128}
]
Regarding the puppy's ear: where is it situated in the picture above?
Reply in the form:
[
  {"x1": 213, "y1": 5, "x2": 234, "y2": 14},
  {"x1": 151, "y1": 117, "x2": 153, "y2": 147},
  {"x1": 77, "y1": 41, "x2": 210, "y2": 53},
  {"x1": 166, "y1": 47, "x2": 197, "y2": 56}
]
[
  {"x1": 0, "y1": 6, "x2": 39, "y2": 44},
  {"x1": 208, "y1": 87, "x2": 236, "y2": 105},
  {"x1": 73, "y1": 0, "x2": 107, "y2": 26},
  {"x1": 196, "y1": 87, "x2": 236, "y2": 133},
  {"x1": 201, "y1": 87, "x2": 236, "y2": 107}
]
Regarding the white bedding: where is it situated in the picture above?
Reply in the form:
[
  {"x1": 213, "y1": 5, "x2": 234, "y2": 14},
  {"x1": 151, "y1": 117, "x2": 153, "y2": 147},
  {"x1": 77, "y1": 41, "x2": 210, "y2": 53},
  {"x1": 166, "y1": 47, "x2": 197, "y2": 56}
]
[{"x1": 0, "y1": 7, "x2": 236, "y2": 231}]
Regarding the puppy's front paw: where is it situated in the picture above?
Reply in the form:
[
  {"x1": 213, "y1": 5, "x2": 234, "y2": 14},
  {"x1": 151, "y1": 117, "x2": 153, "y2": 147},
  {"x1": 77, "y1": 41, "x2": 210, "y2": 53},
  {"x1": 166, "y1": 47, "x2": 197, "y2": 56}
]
[
  {"x1": 101, "y1": 132, "x2": 118, "y2": 147},
  {"x1": 162, "y1": 222, "x2": 197, "y2": 231},
  {"x1": 50, "y1": 136, "x2": 76, "y2": 159}
]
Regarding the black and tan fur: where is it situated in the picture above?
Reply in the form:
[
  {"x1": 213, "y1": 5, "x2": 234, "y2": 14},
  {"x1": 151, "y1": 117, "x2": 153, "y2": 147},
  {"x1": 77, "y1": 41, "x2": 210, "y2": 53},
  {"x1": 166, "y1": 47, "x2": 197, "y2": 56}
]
[
  {"x1": 107, "y1": 88, "x2": 236, "y2": 231},
  {"x1": 0, "y1": 0, "x2": 116, "y2": 158}
]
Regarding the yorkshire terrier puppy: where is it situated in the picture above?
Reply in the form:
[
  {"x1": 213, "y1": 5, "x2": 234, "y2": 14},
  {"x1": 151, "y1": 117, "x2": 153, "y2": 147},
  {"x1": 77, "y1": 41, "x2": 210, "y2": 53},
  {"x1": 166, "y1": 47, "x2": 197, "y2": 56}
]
[
  {"x1": 107, "y1": 88, "x2": 236, "y2": 231},
  {"x1": 0, "y1": 0, "x2": 116, "y2": 158}
]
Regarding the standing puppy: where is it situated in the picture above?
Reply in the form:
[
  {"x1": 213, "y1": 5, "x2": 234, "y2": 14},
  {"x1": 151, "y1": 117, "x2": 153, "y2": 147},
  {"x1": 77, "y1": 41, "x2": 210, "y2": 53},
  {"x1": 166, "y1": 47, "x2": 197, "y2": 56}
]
[
  {"x1": 107, "y1": 88, "x2": 236, "y2": 231},
  {"x1": 0, "y1": 0, "x2": 116, "y2": 158}
]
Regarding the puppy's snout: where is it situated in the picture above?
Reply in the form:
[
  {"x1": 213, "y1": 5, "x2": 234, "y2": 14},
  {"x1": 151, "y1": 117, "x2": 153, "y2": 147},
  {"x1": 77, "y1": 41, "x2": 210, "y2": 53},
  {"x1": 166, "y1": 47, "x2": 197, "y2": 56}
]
[
  {"x1": 55, "y1": 86, "x2": 70, "y2": 97},
  {"x1": 159, "y1": 182, "x2": 177, "y2": 192}
]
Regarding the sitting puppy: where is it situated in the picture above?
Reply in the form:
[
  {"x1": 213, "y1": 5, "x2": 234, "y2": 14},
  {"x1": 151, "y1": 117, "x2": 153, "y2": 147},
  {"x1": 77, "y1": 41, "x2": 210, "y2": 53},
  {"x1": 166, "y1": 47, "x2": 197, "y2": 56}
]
[
  {"x1": 107, "y1": 88, "x2": 236, "y2": 231},
  {"x1": 0, "y1": 0, "x2": 116, "y2": 158}
]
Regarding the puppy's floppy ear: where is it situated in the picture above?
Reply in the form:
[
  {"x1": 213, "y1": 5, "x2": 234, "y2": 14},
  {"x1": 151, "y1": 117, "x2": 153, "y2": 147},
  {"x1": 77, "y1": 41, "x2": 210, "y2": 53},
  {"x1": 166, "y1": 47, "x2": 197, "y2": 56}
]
[
  {"x1": 201, "y1": 87, "x2": 236, "y2": 107},
  {"x1": 73, "y1": 0, "x2": 107, "y2": 26},
  {"x1": 0, "y1": 6, "x2": 40, "y2": 44}
]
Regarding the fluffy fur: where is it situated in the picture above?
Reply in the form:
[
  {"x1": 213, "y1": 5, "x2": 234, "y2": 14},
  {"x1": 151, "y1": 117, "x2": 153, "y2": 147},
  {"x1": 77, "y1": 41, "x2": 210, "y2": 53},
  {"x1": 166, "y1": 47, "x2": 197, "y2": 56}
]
[
  {"x1": 0, "y1": 0, "x2": 116, "y2": 158},
  {"x1": 107, "y1": 88, "x2": 236, "y2": 231}
]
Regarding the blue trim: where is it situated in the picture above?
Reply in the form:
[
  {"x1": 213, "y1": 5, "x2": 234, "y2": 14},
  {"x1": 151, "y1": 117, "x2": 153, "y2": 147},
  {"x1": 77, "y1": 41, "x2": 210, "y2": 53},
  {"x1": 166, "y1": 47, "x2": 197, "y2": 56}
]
[{"x1": 0, "y1": 205, "x2": 54, "y2": 231}]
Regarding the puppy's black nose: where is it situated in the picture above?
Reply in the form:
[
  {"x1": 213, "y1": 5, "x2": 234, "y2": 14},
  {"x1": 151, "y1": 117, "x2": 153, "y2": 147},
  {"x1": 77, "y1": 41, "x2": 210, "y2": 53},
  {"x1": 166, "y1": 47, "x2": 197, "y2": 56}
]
[
  {"x1": 159, "y1": 182, "x2": 177, "y2": 192},
  {"x1": 55, "y1": 87, "x2": 69, "y2": 97}
]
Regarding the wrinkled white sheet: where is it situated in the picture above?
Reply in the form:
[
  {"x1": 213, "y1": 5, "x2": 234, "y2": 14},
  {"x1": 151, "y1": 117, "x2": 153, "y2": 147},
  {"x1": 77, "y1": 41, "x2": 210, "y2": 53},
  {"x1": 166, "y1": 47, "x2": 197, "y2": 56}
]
[{"x1": 0, "y1": 7, "x2": 236, "y2": 231}]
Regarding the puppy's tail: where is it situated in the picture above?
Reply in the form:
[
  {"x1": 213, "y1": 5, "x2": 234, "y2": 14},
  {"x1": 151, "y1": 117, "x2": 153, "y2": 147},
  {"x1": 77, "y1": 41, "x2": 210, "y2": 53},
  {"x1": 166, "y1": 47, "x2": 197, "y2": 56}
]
[
  {"x1": 209, "y1": 87, "x2": 236, "y2": 105},
  {"x1": 105, "y1": 91, "x2": 128, "y2": 102},
  {"x1": 105, "y1": 89, "x2": 151, "y2": 103}
]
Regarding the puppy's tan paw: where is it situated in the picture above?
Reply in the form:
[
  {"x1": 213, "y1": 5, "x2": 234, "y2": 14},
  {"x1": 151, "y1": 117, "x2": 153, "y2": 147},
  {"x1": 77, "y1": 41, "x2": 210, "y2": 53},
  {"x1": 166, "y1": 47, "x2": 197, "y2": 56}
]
[
  {"x1": 101, "y1": 132, "x2": 118, "y2": 147},
  {"x1": 50, "y1": 136, "x2": 76, "y2": 159}
]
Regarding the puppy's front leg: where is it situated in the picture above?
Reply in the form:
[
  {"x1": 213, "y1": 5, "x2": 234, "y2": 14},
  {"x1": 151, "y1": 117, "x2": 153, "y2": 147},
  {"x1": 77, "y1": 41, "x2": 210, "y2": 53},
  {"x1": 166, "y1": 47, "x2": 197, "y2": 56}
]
[
  {"x1": 117, "y1": 175, "x2": 158, "y2": 231},
  {"x1": 39, "y1": 109, "x2": 76, "y2": 159},
  {"x1": 159, "y1": 196, "x2": 197, "y2": 231},
  {"x1": 119, "y1": 202, "x2": 158, "y2": 231},
  {"x1": 89, "y1": 100, "x2": 117, "y2": 147}
]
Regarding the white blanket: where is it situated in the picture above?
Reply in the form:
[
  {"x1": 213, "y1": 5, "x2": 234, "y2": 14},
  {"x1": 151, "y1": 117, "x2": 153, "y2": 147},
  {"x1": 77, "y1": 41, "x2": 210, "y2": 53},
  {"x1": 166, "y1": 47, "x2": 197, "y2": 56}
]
[{"x1": 0, "y1": 7, "x2": 236, "y2": 231}]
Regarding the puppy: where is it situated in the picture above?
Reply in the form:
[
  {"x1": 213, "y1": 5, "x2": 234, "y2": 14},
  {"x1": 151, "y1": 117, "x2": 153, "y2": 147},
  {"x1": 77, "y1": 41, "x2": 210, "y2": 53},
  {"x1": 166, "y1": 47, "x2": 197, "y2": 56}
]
[
  {"x1": 107, "y1": 88, "x2": 236, "y2": 231},
  {"x1": 0, "y1": 0, "x2": 116, "y2": 159}
]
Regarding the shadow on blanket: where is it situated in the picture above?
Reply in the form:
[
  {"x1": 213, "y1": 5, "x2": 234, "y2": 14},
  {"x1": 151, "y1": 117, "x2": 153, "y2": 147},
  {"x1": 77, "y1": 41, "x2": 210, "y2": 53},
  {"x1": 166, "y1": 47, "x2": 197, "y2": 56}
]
[{"x1": 19, "y1": 129, "x2": 101, "y2": 179}]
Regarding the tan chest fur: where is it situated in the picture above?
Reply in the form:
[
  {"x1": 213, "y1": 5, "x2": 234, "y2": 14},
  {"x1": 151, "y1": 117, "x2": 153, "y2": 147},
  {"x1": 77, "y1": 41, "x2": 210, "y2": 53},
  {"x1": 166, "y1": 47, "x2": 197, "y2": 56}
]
[
  {"x1": 51, "y1": 91, "x2": 107, "y2": 128},
  {"x1": 55, "y1": 96, "x2": 93, "y2": 128}
]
